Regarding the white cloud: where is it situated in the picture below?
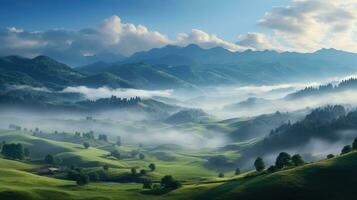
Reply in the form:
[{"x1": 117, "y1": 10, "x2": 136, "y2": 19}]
[
  {"x1": 175, "y1": 29, "x2": 244, "y2": 51},
  {"x1": 61, "y1": 86, "x2": 173, "y2": 100},
  {"x1": 259, "y1": 0, "x2": 357, "y2": 52},
  {"x1": 0, "y1": 15, "x2": 250, "y2": 65},
  {"x1": 236, "y1": 32, "x2": 280, "y2": 51}
]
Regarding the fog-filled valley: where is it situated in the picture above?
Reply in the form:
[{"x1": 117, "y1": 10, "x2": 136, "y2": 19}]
[{"x1": 1, "y1": 38, "x2": 357, "y2": 200}]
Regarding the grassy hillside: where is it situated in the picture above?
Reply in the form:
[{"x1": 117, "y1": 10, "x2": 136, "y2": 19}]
[
  {"x1": 1, "y1": 150, "x2": 355, "y2": 200},
  {"x1": 186, "y1": 151, "x2": 357, "y2": 200}
]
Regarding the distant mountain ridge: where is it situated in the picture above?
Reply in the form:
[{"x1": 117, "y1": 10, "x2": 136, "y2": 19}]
[
  {"x1": 0, "y1": 55, "x2": 132, "y2": 89},
  {"x1": 2, "y1": 45, "x2": 357, "y2": 90},
  {"x1": 80, "y1": 45, "x2": 357, "y2": 88}
]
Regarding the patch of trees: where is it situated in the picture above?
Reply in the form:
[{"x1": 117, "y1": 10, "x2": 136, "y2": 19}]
[
  {"x1": 98, "y1": 134, "x2": 108, "y2": 142},
  {"x1": 9, "y1": 124, "x2": 21, "y2": 130},
  {"x1": 242, "y1": 105, "x2": 357, "y2": 162},
  {"x1": 79, "y1": 96, "x2": 141, "y2": 109},
  {"x1": 142, "y1": 175, "x2": 181, "y2": 193},
  {"x1": 250, "y1": 137, "x2": 357, "y2": 177},
  {"x1": 66, "y1": 166, "x2": 109, "y2": 186},
  {"x1": 287, "y1": 78, "x2": 357, "y2": 99},
  {"x1": 44, "y1": 154, "x2": 62, "y2": 165},
  {"x1": 1, "y1": 143, "x2": 29, "y2": 160}
]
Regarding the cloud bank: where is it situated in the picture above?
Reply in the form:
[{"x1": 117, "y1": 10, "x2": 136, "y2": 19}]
[
  {"x1": 61, "y1": 86, "x2": 173, "y2": 100},
  {"x1": 259, "y1": 0, "x2": 357, "y2": 52},
  {"x1": 1, "y1": 0, "x2": 357, "y2": 65}
]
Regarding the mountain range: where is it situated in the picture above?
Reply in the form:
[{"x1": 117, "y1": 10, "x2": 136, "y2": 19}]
[{"x1": 2, "y1": 44, "x2": 357, "y2": 90}]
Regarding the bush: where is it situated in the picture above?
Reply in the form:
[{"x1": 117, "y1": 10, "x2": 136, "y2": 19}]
[
  {"x1": 254, "y1": 157, "x2": 265, "y2": 172},
  {"x1": 327, "y1": 154, "x2": 335, "y2": 159},
  {"x1": 267, "y1": 165, "x2": 278, "y2": 173},
  {"x1": 103, "y1": 164, "x2": 109, "y2": 171},
  {"x1": 143, "y1": 179, "x2": 152, "y2": 189},
  {"x1": 341, "y1": 145, "x2": 352, "y2": 155},
  {"x1": 140, "y1": 169, "x2": 147, "y2": 175}
]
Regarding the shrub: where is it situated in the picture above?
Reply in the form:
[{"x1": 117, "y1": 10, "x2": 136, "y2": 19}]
[
  {"x1": 143, "y1": 179, "x2": 152, "y2": 189},
  {"x1": 341, "y1": 145, "x2": 352, "y2": 155},
  {"x1": 327, "y1": 154, "x2": 335, "y2": 159},
  {"x1": 140, "y1": 169, "x2": 147, "y2": 175},
  {"x1": 267, "y1": 165, "x2": 278, "y2": 173}
]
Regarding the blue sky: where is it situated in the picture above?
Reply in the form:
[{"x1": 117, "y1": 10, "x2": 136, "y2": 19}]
[
  {"x1": 0, "y1": 0, "x2": 290, "y2": 40},
  {"x1": 0, "y1": 0, "x2": 356, "y2": 65}
]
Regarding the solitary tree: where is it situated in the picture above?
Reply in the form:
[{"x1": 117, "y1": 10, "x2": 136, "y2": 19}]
[
  {"x1": 103, "y1": 164, "x2": 109, "y2": 171},
  {"x1": 276, "y1": 152, "x2": 292, "y2": 169},
  {"x1": 83, "y1": 142, "x2": 90, "y2": 149},
  {"x1": 327, "y1": 154, "x2": 335, "y2": 159},
  {"x1": 254, "y1": 157, "x2": 265, "y2": 172},
  {"x1": 235, "y1": 168, "x2": 241, "y2": 175},
  {"x1": 218, "y1": 172, "x2": 224, "y2": 178},
  {"x1": 291, "y1": 154, "x2": 304, "y2": 166},
  {"x1": 149, "y1": 163, "x2": 156, "y2": 171},
  {"x1": 341, "y1": 145, "x2": 352, "y2": 155}
]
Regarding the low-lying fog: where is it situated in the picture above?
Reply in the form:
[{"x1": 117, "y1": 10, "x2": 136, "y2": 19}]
[{"x1": 1, "y1": 74, "x2": 357, "y2": 157}]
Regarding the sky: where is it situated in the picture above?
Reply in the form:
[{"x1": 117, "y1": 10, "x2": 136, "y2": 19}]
[{"x1": 0, "y1": 0, "x2": 357, "y2": 65}]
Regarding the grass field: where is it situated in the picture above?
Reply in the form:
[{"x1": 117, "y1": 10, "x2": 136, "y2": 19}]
[{"x1": 1, "y1": 129, "x2": 356, "y2": 200}]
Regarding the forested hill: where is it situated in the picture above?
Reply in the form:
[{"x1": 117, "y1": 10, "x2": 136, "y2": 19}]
[{"x1": 239, "y1": 105, "x2": 356, "y2": 162}]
